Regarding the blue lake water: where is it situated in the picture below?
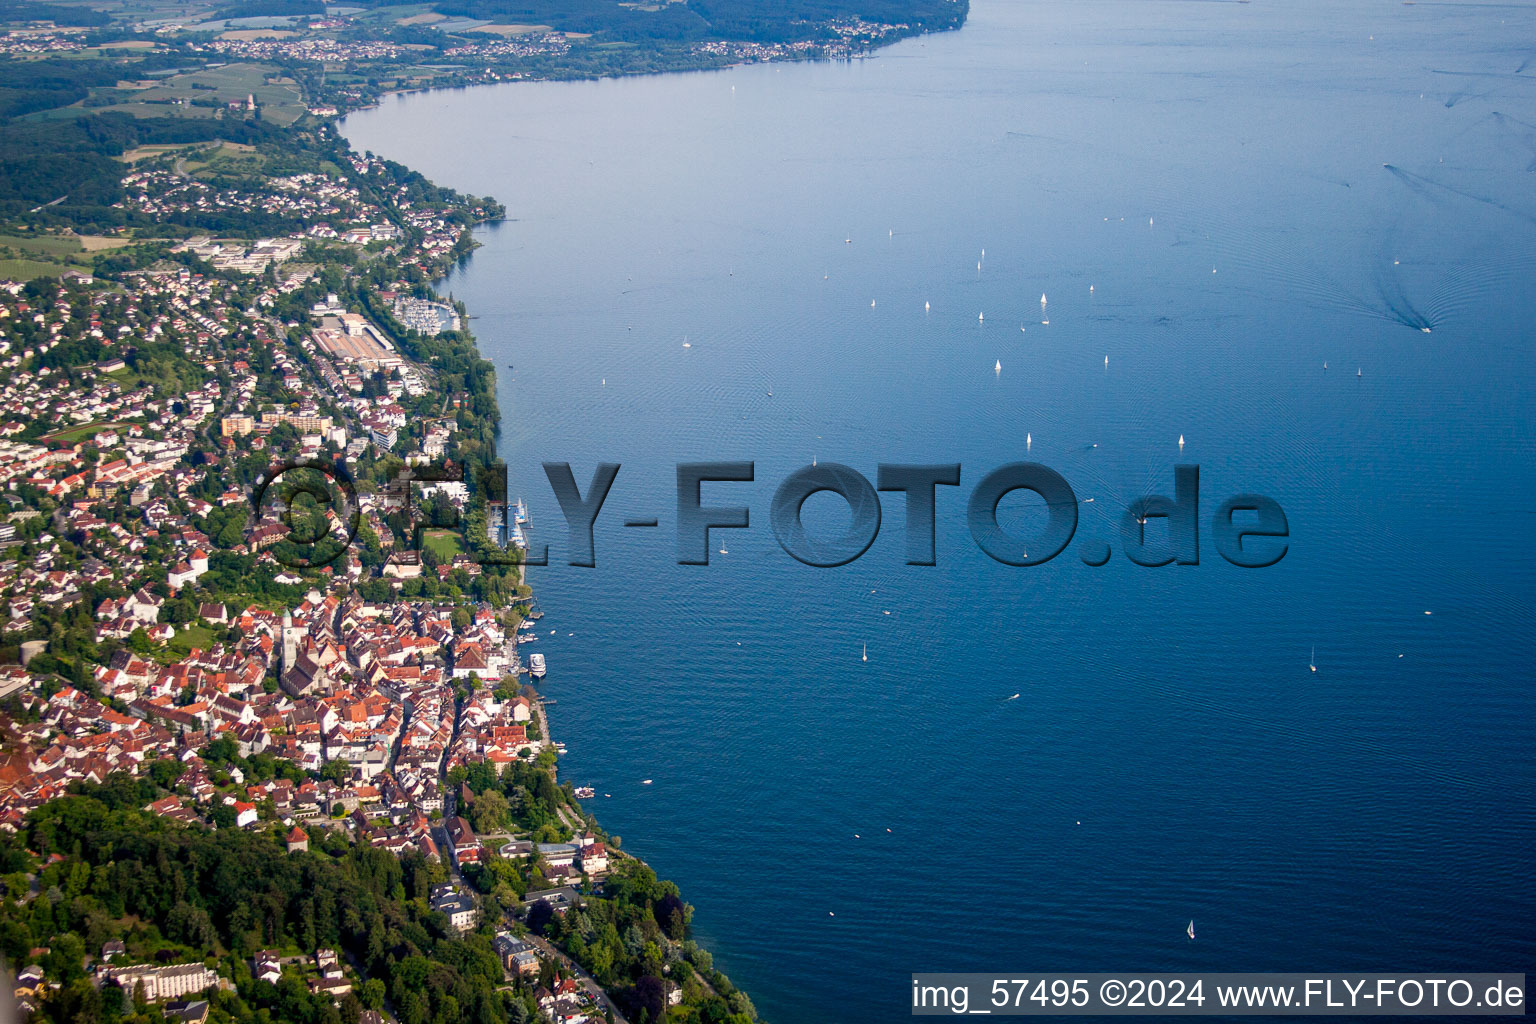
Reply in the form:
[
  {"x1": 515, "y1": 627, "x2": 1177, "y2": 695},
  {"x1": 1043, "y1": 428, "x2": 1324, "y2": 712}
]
[{"x1": 343, "y1": 2, "x2": 1536, "y2": 1019}]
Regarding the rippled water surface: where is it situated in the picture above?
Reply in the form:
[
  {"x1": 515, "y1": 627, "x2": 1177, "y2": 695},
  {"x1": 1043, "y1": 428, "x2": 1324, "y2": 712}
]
[{"x1": 344, "y1": 2, "x2": 1536, "y2": 1019}]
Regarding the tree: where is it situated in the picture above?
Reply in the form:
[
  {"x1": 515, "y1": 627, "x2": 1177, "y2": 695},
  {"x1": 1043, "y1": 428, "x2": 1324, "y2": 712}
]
[
  {"x1": 632, "y1": 975, "x2": 666, "y2": 1024},
  {"x1": 653, "y1": 893, "x2": 687, "y2": 940},
  {"x1": 359, "y1": 977, "x2": 386, "y2": 1010},
  {"x1": 469, "y1": 788, "x2": 507, "y2": 834},
  {"x1": 526, "y1": 900, "x2": 553, "y2": 936}
]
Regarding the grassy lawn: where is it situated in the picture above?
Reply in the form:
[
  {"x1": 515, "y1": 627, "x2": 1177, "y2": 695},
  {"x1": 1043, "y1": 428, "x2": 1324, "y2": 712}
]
[
  {"x1": 167, "y1": 624, "x2": 216, "y2": 657},
  {"x1": 0, "y1": 258, "x2": 69, "y2": 281},
  {"x1": 420, "y1": 528, "x2": 464, "y2": 562},
  {"x1": 0, "y1": 234, "x2": 83, "y2": 256}
]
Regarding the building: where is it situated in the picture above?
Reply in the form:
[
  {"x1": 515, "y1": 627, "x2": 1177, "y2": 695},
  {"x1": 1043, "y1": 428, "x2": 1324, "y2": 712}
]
[
  {"x1": 101, "y1": 963, "x2": 219, "y2": 1002},
  {"x1": 285, "y1": 825, "x2": 309, "y2": 853},
  {"x1": 253, "y1": 951, "x2": 282, "y2": 985},
  {"x1": 492, "y1": 933, "x2": 539, "y2": 977},
  {"x1": 164, "y1": 1000, "x2": 210, "y2": 1024},
  {"x1": 523, "y1": 886, "x2": 581, "y2": 915},
  {"x1": 314, "y1": 949, "x2": 341, "y2": 979},
  {"x1": 444, "y1": 815, "x2": 479, "y2": 866},
  {"x1": 429, "y1": 884, "x2": 477, "y2": 932}
]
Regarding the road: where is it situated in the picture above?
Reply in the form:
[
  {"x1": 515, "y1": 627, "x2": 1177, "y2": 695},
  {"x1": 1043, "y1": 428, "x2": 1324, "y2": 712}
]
[{"x1": 519, "y1": 928, "x2": 630, "y2": 1024}]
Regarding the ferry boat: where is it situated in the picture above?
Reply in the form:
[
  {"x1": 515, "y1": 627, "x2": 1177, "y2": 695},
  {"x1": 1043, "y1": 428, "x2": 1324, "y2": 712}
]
[
  {"x1": 573, "y1": 786, "x2": 595, "y2": 799},
  {"x1": 528, "y1": 652, "x2": 547, "y2": 678}
]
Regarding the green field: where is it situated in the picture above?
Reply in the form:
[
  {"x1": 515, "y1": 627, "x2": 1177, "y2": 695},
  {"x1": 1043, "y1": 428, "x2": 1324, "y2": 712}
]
[
  {"x1": 0, "y1": 258, "x2": 69, "y2": 281},
  {"x1": 76, "y1": 62, "x2": 308, "y2": 125},
  {"x1": 0, "y1": 233, "x2": 84, "y2": 256},
  {"x1": 167, "y1": 624, "x2": 216, "y2": 657},
  {"x1": 420, "y1": 528, "x2": 464, "y2": 562}
]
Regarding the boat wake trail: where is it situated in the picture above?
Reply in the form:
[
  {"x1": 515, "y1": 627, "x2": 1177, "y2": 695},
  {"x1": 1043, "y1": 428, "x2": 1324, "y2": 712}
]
[
  {"x1": 1489, "y1": 112, "x2": 1536, "y2": 171},
  {"x1": 1370, "y1": 270, "x2": 1435, "y2": 332},
  {"x1": 1382, "y1": 163, "x2": 1536, "y2": 224}
]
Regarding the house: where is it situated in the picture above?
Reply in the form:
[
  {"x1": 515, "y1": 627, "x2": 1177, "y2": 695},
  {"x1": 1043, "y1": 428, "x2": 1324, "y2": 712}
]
[
  {"x1": 164, "y1": 999, "x2": 211, "y2": 1024},
  {"x1": 253, "y1": 951, "x2": 282, "y2": 985},
  {"x1": 314, "y1": 949, "x2": 341, "y2": 979},
  {"x1": 578, "y1": 842, "x2": 608, "y2": 875},
  {"x1": 429, "y1": 886, "x2": 476, "y2": 932},
  {"x1": 309, "y1": 976, "x2": 352, "y2": 1000},
  {"x1": 493, "y1": 933, "x2": 539, "y2": 976},
  {"x1": 444, "y1": 815, "x2": 479, "y2": 866},
  {"x1": 101, "y1": 939, "x2": 126, "y2": 962},
  {"x1": 233, "y1": 801, "x2": 258, "y2": 828}
]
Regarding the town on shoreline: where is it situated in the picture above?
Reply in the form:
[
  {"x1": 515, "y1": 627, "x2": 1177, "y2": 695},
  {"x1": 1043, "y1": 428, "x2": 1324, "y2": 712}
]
[{"x1": 0, "y1": 1, "x2": 968, "y2": 1021}]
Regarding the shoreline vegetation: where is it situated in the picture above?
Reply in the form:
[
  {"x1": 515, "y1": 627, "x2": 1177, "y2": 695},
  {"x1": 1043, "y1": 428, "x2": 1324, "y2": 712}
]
[{"x1": 0, "y1": 2, "x2": 968, "y2": 1022}]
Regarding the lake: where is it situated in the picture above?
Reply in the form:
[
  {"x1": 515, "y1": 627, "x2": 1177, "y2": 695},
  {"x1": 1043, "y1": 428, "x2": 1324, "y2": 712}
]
[{"x1": 342, "y1": 1, "x2": 1536, "y2": 1019}]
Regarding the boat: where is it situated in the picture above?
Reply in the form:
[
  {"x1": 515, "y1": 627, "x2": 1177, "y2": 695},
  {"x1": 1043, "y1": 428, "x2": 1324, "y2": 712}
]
[
  {"x1": 641, "y1": 778, "x2": 653, "y2": 785},
  {"x1": 1007, "y1": 693, "x2": 1020, "y2": 701},
  {"x1": 1310, "y1": 647, "x2": 1316, "y2": 672},
  {"x1": 1026, "y1": 433, "x2": 1032, "y2": 449},
  {"x1": 528, "y1": 653, "x2": 546, "y2": 678},
  {"x1": 925, "y1": 300, "x2": 930, "y2": 312},
  {"x1": 1179, "y1": 434, "x2": 1185, "y2": 449},
  {"x1": 978, "y1": 311, "x2": 984, "y2": 322},
  {"x1": 862, "y1": 643, "x2": 868, "y2": 663},
  {"x1": 995, "y1": 359, "x2": 1001, "y2": 374},
  {"x1": 1187, "y1": 919, "x2": 1196, "y2": 940},
  {"x1": 1041, "y1": 293, "x2": 1047, "y2": 307}
]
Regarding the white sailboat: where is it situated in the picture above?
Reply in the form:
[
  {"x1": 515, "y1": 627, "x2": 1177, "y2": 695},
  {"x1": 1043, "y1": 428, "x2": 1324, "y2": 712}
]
[
  {"x1": 1187, "y1": 920, "x2": 1195, "y2": 941},
  {"x1": 925, "y1": 300, "x2": 930, "y2": 312},
  {"x1": 995, "y1": 359, "x2": 1001, "y2": 375},
  {"x1": 1179, "y1": 434, "x2": 1185, "y2": 450},
  {"x1": 1026, "y1": 432, "x2": 1032, "y2": 450},
  {"x1": 861, "y1": 643, "x2": 867, "y2": 663},
  {"x1": 978, "y1": 311, "x2": 984, "y2": 322}
]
